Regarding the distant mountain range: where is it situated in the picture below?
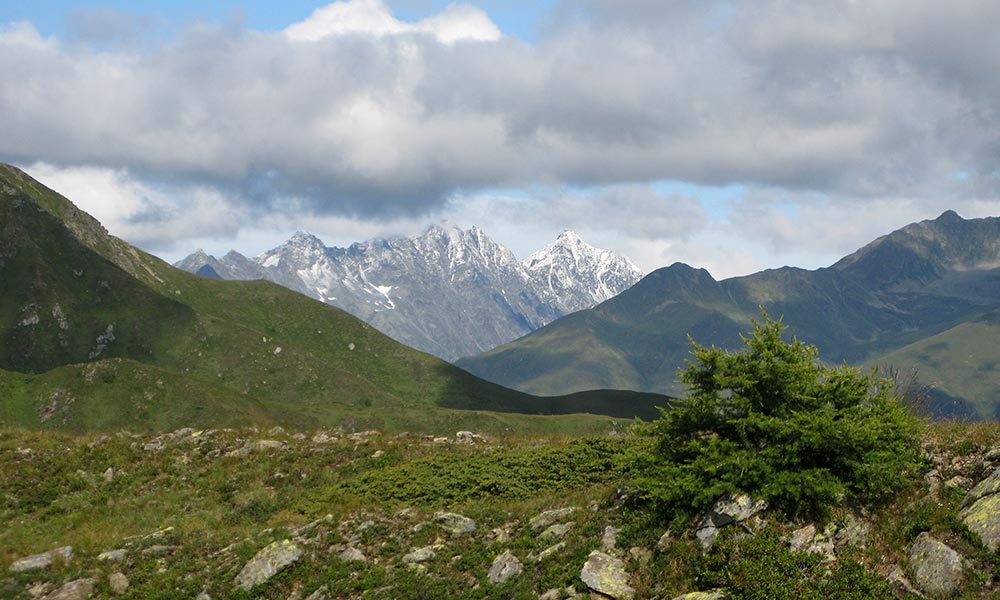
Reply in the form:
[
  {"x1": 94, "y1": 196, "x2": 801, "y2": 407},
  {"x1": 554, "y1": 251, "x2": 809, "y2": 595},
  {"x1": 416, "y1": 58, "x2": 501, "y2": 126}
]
[
  {"x1": 0, "y1": 163, "x2": 666, "y2": 431},
  {"x1": 176, "y1": 227, "x2": 643, "y2": 360},
  {"x1": 458, "y1": 210, "x2": 1000, "y2": 419}
]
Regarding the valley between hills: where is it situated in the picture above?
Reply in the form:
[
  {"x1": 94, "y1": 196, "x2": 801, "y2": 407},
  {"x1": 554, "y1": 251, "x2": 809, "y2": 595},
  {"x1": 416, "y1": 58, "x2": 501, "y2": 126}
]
[{"x1": 8, "y1": 162, "x2": 1000, "y2": 600}]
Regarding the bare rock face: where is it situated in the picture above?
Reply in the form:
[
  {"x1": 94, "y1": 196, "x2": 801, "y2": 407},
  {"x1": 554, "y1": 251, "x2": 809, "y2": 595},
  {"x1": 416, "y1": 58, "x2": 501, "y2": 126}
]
[
  {"x1": 176, "y1": 227, "x2": 641, "y2": 361},
  {"x1": 908, "y1": 532, "x2": 964, "y2": 598},
  {"x1": 580, "y1": 550, "x2": 635, "y2": 600},
  {"x1": 233, "y1": 540, "x2": 303, "y2": 592},
  {"x1": 488, "y1": 550, "x2": 523, "y2": 584}
]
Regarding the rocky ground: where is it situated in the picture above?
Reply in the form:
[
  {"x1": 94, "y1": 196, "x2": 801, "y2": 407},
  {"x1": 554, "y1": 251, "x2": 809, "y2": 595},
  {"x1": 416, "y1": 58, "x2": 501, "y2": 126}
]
[{"x1": 4, "y1": 424, "x2": 1000, "y2": 599}]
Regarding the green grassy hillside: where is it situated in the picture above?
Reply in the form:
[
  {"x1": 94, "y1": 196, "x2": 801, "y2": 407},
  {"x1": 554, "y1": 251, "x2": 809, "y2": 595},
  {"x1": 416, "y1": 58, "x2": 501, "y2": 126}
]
[
  {"x1": 459, "y1": 212, "x2": 1000, "y2": 416},
  {"x1": 0, "y1": 164, "x2": 665, "y2": 432}
]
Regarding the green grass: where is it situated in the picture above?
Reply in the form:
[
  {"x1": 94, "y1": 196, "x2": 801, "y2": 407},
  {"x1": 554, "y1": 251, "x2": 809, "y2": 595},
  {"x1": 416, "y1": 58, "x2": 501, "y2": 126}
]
[
  {"x1": 0, "y1": 164, "x2": 666, "y2": 434},
  {"x1": 3, "y1": 422, "x2": 995, "y2": 599}
]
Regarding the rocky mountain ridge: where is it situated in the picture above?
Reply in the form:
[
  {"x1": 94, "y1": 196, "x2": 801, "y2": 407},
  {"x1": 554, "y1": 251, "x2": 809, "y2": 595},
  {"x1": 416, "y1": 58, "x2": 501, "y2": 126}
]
[
  {"x1": 458, "y1": 211, "x2": 1000, "y2": 418},
  {"x1": 176, "y1": 226, "x2": 643, "y2": 361}
]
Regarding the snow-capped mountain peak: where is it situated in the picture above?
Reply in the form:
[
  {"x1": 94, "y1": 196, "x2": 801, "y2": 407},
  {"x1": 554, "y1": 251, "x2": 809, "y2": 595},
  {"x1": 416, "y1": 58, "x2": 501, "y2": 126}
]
[
  {"x1": 524, "y1": 231, "x2": 643, "y2": 312},
  {"x1": 175, "y1": 226, "x2": 643, "y2": 360}
]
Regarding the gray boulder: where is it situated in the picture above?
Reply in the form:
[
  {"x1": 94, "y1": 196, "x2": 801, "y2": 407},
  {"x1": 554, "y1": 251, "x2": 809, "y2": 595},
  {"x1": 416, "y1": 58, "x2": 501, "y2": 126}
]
[
  {"x1": 539, "y1": 522, "x2": 573, "y2": 541},
  {"x1": 488, "y1": 550, "x2": 523, "y2": 584},
  {"x1": 403, "y1": 546, "x2": 436, "y2": 564},
  {"x1": 108, "y1": 572, "x2": 129, "y2": 595},
  {"x1": 908, "y1": 532, "x2": 963, "y2": 598},
  {"x1": 529, "y1": 507, "x2": 579, "y2": 530},
  {"x1": 672, "y1": 592, "x2": 725, "y2": 600},
  {"x1": 233, "y1": 540, "x2": 303, "y2": 591},
  {"x1": 9, "y1": 546, "x2": 73, "y2": 572},
  {"x1": 41, "y1": 578, "x2": 95, "y2": 600},
  {"x1": 580, "y1": 550, "x2": 635, "y2": 600},
  {"x1": 696, "y1": 494, "x2": 767, "y2": 550},
  {"x1": 434, "y1": 511, "x2": 476, "y2": 536}
]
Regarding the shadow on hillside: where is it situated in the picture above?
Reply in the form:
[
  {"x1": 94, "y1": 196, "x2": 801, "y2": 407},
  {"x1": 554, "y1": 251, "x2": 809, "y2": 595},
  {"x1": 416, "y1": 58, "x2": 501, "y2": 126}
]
[{"x1": 430, "y1": 363, "x2": 668, "y2": 421}]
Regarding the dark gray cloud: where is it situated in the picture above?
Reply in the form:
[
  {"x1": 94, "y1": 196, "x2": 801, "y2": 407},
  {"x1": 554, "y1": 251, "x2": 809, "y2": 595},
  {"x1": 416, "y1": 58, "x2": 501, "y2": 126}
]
[{"x1": 2, "y1": 0, "x2": 999, "y2": 222}]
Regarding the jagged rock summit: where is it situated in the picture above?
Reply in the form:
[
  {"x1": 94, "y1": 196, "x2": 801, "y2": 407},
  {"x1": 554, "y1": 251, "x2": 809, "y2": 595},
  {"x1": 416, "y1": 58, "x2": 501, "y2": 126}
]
[{"x1": 176, "y1": 225, "x2": 643, "y2": 361}]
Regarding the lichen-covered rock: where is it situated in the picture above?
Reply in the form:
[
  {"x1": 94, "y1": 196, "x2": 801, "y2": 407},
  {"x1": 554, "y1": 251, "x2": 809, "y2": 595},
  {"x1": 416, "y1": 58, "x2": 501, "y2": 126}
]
[
  {"x1": 529, "y1": 507, "x2": 579, "y2": 530},
  {"x1": 908, "y1": 532, "x2": 963, "y2": 598},
  {"x1": 539, "y1": 522, "x2": 573, "y2": 541},
  {"x1": 42, "y1": 578, "x2": 95, "y2": 600},
  {"x1": 488, "y1": 550, "x2": 523, "y2": 584},
  {"x1": 403, "y1": 546, "x2": 436, "y2": 564},
  {"x1": 672, "y1": 592, "x2": 725, "y2": 600},
  {"x1": 960, "y1": 467, "x2": 1000, "y2": 551},
  {"x1": 338, "y1": 547, "x2": 366, "y2": 562},
  {"x1": 227, "y1": 439, "x2": 287, "y2": 458},
  {"x1": 580, "y1": 550, "x2": 635, "y2": 600},
  {"x1": 534, "y1": 542, "x2": 566, "y2": 562},
  {"x1": 233, "y1": 539, "x2": 302, "y2": 591},
  {"x1": 434, "y1": 511, "x2": 476, "y2": 535},
  {"x1": 9, "y1": 546, "x2": 73, "y2": 572}
]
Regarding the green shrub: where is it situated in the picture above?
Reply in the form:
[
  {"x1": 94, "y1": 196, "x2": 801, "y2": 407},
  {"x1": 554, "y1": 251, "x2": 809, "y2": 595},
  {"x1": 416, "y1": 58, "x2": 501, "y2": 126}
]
[{"x1": 632, "y1": 312, "x2": 923, "y2": 519}]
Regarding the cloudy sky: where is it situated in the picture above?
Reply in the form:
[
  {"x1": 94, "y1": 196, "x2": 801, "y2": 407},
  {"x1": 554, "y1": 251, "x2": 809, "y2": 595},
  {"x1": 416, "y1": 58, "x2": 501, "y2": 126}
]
[{"x1": 3, "y1": 0, "x2": 1000, "y2": 279}]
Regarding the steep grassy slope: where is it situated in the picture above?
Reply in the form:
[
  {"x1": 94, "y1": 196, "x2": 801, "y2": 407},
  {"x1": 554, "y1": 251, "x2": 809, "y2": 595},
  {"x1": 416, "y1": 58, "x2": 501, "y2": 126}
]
[
  {"x1": 459, "y1": 212, "x2": 1000, "y2": 414},
  {"x1": 872, "y1": 306, "x2": 1000, "y2": 419},
  {"x1": 0, "y1": 164, "x2": 665, "y2": 431}
]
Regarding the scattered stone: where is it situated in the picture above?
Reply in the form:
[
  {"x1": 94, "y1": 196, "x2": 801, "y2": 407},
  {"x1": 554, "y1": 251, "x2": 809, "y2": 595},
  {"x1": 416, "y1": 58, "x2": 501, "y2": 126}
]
[
  {"x1": 696, "y1": 494, "x2": 767, "y2": 550},
  {"x1": 945, "y1": 475, "x2": 973, "y2": 490},
  {"x1": 227, "y1": 440, "x2": 287, "y2": 458},
  {"x1": 304, "y1": 585, "x2": 329, "y2": 600},
  {"x1": 833, "y1": 514, "x2": 869, "y2": 552},
  {"x1": 789, "y1": 524, "x2": 816, "y2": 552},
  {"x1": 311, "y1": 431, "x2": 336, "y2": 444},
  {"x1": 887, "y1": 565, "x2": 925, "y2": 599},
  {"x1": 338, "y1": 547, "x2": 367, "y2": 562},
  {"x1": 530, "y1": 507, "x2": 579, "y2": 530},
  {"x1": 9, "y1": 546, "x2": 73, "y2": 572},
  {"x1": 434, "y1": 511, "x2": 476, "y2": 536},
  {"x1": 539, "y1": 589, "x2": 561, "y2": 600},
  {"x1": 602, "y1": 526, "x2": 621, "y2": 552},
  {"x1": 233, "y1": 540, "x2": 303, "y2": 591},
  {"x1": 534, "y1": 542, "x2": 566, "y2": 562},
  {"x1": 908, "y1": 532, "x2": 964, "y2": 598},
  {"x1": 141, "y1": 544, "x2": 175, "y2": 556},
  {"x1": 580, "y1": 550, "x2": 635, "y2": 600},
  {"x1": 656, "y1": 530, "x2": 673, "y2": 551},
  {"x1": 403, "y1": 546, "x2": 436, "y2": 564},
  {"x1": 41, "y1": 578, "x2": 95, "y2": 600},
  {"x1": 456, "y1": 431, "x2": 475, "y2": 442},
  {"x1": 491, "y1": 526, "x2": 512, "y2": 545},
  {"x1": 539, "y1": 522, "x2": 573, "y2": 541},
  {"x1": 371, "y1": 450, "x2": 385, "y2": 459},
  {"x1": 347, "y1": 430, "x2": 379, "y2": 442},
  {"x1": 102, "y1": 467, "x2": 115, "y2": 483},
  {"x1": 97, "y1": 550, "x2": 128, "y2": 562},
  {"x1": 108, "y1": 572, "x2": 129, "y2": 595},
  {"x1": 488, "y1": 550, "x2": 523, "y2": 584},
  {"x1": 671, "y1": 592, "x2": 725, "y2": 600},
  {"x1": 628, "y1": 546, "x2": 652, "y2": 569}
]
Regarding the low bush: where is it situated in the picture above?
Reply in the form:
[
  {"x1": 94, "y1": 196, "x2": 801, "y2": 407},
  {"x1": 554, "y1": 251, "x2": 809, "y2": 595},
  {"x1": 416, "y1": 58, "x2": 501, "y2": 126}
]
[{"x1": 631, "y1": 312, "x2": 923, "y2": 520}]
